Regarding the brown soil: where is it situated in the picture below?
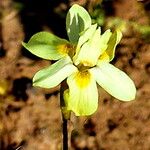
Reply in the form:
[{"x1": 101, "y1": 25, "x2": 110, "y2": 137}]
[{"x1": 0, "y1": 0, "x2": 150, "y2": 150}]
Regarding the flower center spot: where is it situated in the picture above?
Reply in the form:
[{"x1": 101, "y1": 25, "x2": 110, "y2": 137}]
[
  {"x1": 75, "y1": 71, "x2": 91, "y2": 88},
  {"x1": 57, "y1": 44, "x2": 75, "y2": 58}
]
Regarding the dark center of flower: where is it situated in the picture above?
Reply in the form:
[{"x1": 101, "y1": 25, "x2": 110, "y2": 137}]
[{"x1": 77, "y1": 63, "x2": 93, "y2": 72}]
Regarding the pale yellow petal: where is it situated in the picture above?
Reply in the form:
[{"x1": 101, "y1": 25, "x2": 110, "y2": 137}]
[
  {"x1": 90, "y1": 63, "x2": 136, "y2": 101},
  {"x1": 33, "y1": 57, "x2": 77, "y2": 88},
  {"x1": 73, "y1": 28, "x2": 102, "y2": 67},
  {"x1": 64, "y1": 70, "x2": 98, "y2": 116}
]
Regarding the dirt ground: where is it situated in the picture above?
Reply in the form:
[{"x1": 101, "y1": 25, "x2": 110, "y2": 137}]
[{"x1": 0, "y1": 0, "x2": 150, "y2": 150}]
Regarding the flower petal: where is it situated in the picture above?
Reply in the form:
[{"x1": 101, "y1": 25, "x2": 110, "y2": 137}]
[
  {"x1": 92, "y1": 29, "x2": 112, "y2": 65},
  {"x1": 98, "y1": 29, "x2": 112, "y2": 54},
  {"x1": 73, "y1": 27, "x2": 102, "y2": 67},
  {"x1": 77, "y1": 24, "x2": 98, "y2": 50},
  {"x1": 64, "y1": 70, "x2": 98, "y2": 116},
  {"x1": 105, "y1": 30, "x2": 122, "y2": 61},
  {"x1": 22, "y1": 32, "x2": 71, "y2": 60},
  {"x1": 33, "y1": 57, "x2": 77, "y2": 88},
  {"x1": 90, "y1": 63, "x2": 136, "y2": 101},
  {"x1": 66, "y1": 4, "x2": 91, "y2": 44},
  {"x1": 97, "y1": 30, "x2": 122, "y2": 65}
]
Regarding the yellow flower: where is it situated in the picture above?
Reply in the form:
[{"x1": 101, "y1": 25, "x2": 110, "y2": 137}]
[{"x1": 23, "y1": 5, "x2": 136, "y2": 116}]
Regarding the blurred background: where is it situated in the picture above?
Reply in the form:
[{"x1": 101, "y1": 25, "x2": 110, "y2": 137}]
[{"x1": 0, "y1": 0, "x2": 150, "y2": 149}]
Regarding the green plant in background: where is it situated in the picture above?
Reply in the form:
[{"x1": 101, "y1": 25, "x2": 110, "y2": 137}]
[
  {"x1": 106, "y1": 17, "x2": 150, "y2": 41},
  {"x1": 23, "y1": 4, "x2": 136, "y2": 149},
  {"x1": 90, "y1": 4, "x2": 105, "y2": 26}
]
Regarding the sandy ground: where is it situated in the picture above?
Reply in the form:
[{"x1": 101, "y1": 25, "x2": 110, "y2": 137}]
[{"x1": 0, "y1": 0, "x2": 150, "y2": 149}]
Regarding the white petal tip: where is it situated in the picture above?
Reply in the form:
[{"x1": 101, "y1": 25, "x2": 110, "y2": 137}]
[{"x1": 116, "y1": 86, "x2": 136, "y2": 102}]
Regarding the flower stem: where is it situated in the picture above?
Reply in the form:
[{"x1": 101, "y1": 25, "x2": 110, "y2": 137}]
[
  {"x1": 62, "y1": 115, "x2": 68, "y2": 150},
  {"x1": 60, "y1": 81, "x2": 70, "y2": 150}
]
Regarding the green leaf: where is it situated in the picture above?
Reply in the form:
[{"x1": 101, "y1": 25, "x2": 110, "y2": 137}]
[
  {"x1": 91, "y1": 63, "x2": 136, "y2": 101},
  {"x1": 66, "y1": 4, "x2": 91, "y2": 44},
  {"x1": 105, "y1": 30, "x2": 122, "y2": 61},
  {"x1": 33, "y1": 57, "x2": 77, "y2": 88},
  {"x1": 22, "y1": 32, "x2": 70, "y2": 60}
]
